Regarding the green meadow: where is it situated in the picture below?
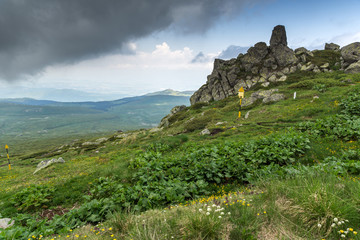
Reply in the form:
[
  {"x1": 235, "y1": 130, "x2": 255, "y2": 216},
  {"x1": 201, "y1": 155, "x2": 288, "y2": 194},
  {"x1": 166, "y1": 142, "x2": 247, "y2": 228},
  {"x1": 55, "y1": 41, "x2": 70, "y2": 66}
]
[{"x1": 0, "y1": 70, "x2": 360, "y2": 240}]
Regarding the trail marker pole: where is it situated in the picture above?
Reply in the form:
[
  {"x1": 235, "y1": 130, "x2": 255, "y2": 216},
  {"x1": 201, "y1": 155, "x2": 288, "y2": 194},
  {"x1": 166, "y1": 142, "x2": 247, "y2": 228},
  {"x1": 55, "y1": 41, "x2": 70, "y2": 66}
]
[
  {"x1": 238, "y1": 87, "x2": 245, "y2": 119},
  {"x1": 5, "y1": 145, "x2": 11, "y2": 170}
]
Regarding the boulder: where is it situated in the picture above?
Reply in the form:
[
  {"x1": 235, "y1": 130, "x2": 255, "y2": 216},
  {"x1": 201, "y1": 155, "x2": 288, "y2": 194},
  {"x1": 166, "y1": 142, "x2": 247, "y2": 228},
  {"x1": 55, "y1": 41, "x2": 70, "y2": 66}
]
[
  {"x1": 341, "y1": 42, "x2": 360, "y2": 64},
  {"x1": 270, "y1": 45, "x2": 298, "y2": 67},
  {"x1": 270, "y1": 25, "x2": 287, "y2": 47},
  {"x1": 263, "y1": 93, "x2": 285, "y2": 103},
  {"x1": 242, "y1": 42, "x2": 269, "y2": 65},
  {"x1": 33, "y1": 157, "x2": 65, "y2": 174},
  {"x1": 325, "y1": 43, "x2": 340, "y2": 51},
  {"x1": 345, "y1": 60, "x2": 360, "y2": 73}
]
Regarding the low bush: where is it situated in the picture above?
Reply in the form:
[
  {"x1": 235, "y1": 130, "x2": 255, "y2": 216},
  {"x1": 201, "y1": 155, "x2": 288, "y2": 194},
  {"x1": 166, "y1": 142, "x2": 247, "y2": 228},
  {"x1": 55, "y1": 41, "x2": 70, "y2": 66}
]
[{"x1": 11, "y1": 185, "x2": 55, "y2": 212}]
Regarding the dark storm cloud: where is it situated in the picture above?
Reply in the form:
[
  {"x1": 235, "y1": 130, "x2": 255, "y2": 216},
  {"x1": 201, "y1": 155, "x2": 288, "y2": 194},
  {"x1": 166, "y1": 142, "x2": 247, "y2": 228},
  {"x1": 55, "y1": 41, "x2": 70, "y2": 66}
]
[{"x1": 0, "y1": 0, "x2": 264, "y2": 80}]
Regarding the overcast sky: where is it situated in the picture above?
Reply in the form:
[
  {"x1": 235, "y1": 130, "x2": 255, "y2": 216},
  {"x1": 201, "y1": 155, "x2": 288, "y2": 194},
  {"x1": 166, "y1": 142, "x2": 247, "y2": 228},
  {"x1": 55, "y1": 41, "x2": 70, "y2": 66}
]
[{"x1": 1, "y1": 0, "x2": 360, "y2": 100}]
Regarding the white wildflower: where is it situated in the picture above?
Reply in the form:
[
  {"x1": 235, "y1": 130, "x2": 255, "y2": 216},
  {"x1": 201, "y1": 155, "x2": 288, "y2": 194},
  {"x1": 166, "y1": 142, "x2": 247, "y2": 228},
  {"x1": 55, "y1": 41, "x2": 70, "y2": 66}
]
[
  {"x1": 341, "y1": 234, "x2": 346, "y2": 238},
  {"x1": 317, "y1": 224, "x2": 321, "y2": 228},
  {"x1": 206, "y1": 212, "x2": 210, "y2": 215},
  {"x1": 334, "y1": 218, "x2": 339, "y2": 222},
  {"x1": 331, "y1": 223, "x2": 336, "y2": 227}
]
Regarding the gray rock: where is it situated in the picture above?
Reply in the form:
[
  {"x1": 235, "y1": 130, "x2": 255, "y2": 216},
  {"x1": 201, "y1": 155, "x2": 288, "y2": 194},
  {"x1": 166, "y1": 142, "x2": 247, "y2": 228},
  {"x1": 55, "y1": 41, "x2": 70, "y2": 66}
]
[
  {"x1": 294, "y1": 47, "x2": 309, "y2": 55},
  {"x1": 270, "y1": 25, "x2": 287, "y2": 47},
  {"x1": 261, "y1": 82, "x2": 270, "y2": 87},
  {"x1": 263, "y1": 93, "x2": 285, "y2": 103},
  {"x1": 341, "y1": 42, "x2": 360, "y2": 64},
  {"x1": 345, "y1": 60, "x2": 360, "y2": 73},
  {"x1": 289, "y1": 66, "x2": 297, "y2": 73},
  {"x1": 242, "y1": 42, "x2": 269, "y2": 65},
  {"x1": 320, "y1": 63, "x2": 329, "y2": 68},
  {"x1": 313, "y1": 66, "x2": 321, "y2": 73},
  {"x1": 0, "y1": 218, "x2": 14, "y2": 229},
  {"x1": 245, "y1": 111, "x2": 251, "y2": 119},
  {"x1": 33, "y1": 157, "x2": 65, "y2": 174},
  {"x1": 270, "y1": 44, "x2": 298, "y2": 67},
  {"x1": 200, "y1": 129, "x2": 211, "y2": 135},
  {"x1": 325, "y1": 43, "x2": 340, "y2": 51},
  {"x1": 278, "y1": 76, "x2": 287, "y2": 82},
  {"x1": 268, "y1": 75, "x2": 277, "y2": 82}
]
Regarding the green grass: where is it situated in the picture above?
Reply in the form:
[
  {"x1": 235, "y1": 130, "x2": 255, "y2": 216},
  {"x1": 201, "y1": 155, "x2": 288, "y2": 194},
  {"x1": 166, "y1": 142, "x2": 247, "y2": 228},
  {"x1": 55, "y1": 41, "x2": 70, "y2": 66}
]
[{"x1": 0, "y1": 70, "x2": 360, "y2": 240}]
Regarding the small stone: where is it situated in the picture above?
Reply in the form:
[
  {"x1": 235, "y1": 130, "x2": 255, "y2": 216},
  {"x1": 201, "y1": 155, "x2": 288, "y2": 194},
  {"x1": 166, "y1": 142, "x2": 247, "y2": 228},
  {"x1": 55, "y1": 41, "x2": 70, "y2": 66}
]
[
  {"x1": 268, "y1": 75, "x2": 277, "y2": 82},
  {"x1": 0, "y1": 218, "x2": 14, "y2": 229},
  {"x1": 261, "y1": 82, "x2": 270, "y2": 87},
  {"x1": 245, "y1": 111, "x2": 251, "y2": 119},
  {"x1": 200, "y1": 129, "x2": 211, "y2": 135},
  {"x1": 320, "y1": 63, "x2": 329, "y2": 68},
  {"x1": 278, "y1": 76, "x2": 287, "y2": 81}
]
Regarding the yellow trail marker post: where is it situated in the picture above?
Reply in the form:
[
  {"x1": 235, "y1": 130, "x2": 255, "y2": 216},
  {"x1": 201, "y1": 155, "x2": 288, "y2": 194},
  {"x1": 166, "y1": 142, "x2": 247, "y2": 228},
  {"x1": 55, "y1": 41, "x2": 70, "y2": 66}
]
[
  {"x1": 5, "y1": 145, "x2": 11, "y2": 170},
  {"x1": 238, "y1": 87, "x2": 245, "y2": 119}
]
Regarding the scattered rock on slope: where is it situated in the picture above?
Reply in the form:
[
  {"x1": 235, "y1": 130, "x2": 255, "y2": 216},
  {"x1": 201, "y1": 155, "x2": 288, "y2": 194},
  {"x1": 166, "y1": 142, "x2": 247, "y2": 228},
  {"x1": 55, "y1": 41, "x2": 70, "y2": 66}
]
[{"x1": 33, "y1": 157, "x2": 65, "y2": 174}]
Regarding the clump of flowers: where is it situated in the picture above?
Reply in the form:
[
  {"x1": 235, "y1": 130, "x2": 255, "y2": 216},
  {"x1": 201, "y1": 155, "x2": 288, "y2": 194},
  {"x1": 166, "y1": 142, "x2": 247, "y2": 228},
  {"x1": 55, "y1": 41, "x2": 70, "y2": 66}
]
[{"x1": 321, "y1": 217, "x2": 359, "y2": 239}]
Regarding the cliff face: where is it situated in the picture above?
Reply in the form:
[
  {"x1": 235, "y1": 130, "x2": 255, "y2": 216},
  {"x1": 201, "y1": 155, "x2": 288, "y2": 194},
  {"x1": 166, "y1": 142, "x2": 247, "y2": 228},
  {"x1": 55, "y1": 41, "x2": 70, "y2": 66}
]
[{"x1": 190, "y1": 25, "x2": 360, "y2": 105}]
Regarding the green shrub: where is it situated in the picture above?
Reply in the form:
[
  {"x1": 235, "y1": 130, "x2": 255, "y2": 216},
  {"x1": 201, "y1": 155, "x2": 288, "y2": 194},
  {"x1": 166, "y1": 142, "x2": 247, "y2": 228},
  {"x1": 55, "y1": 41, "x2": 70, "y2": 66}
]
[
  {"x1": 190, "y1": 102, "x2": 209, "y2": 110},
  {"x1": 288, "y1": 78, "x2": 345, "y2": 90},
  {"x1": 340, "y1": 92, "x2": 360, "y2": 117},
  {"x1": 11, "y1": 185, "x2": 55, "y2": 212},
  {"x1": 185, "y1": 116, "x2": 210, "y2": 132},
  {"x1": 308, "y1": 50, "x2": 341, "y2": 68}
]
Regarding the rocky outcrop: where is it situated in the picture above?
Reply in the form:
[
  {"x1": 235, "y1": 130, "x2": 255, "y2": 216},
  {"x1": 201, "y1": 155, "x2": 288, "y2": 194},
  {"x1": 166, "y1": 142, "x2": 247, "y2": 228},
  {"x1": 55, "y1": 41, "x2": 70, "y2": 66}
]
[
  {"x1": 345, "y1": 60, "x2": 360, "y2": 74},
  {"x1": 325, "y1": 43, "x2": 340, "y2": 51},
  {"x1": 159, "y1": 105, "x2": 187, "y2": 128},
  {"x1": 190, "y1": 25, "x2": 359, "y2": 106},
  {"x1": 341, "y1": 42, "x2": 360, "y2": 70},
  {"x1": 190, "y1": 25, "x2": 298, "y2": 105}
]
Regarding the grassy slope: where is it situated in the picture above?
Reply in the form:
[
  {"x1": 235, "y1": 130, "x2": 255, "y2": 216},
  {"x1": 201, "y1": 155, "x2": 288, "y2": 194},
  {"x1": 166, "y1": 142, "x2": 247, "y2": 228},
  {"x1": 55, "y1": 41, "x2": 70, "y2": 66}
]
[
  {"x1": 0, "y1": 69, "x2": 359, "y2": 239},
  {"x1": 0, "y1": 95, "x2": 190, "y2": 156}
]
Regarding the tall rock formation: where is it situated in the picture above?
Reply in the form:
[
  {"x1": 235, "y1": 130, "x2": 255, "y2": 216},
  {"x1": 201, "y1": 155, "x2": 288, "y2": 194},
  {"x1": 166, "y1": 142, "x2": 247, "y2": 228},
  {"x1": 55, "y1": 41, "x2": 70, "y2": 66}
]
[
  {"x1": 190, "y1": 25, "x2": 358, "y2": 106},
  {"x1": 190, "y1": 25, "x2": 298, "y2": 105}
]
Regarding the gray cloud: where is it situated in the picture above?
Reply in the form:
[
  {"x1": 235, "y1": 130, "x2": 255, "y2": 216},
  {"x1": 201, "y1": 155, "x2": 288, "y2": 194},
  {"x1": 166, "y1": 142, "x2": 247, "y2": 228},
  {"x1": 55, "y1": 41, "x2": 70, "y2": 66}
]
[
  {"x1": 0, "y1": 0, "x2": 264, "y2": 80},
  {"x1": 218, "y1": 45, "x2": 249, "y2": 59}
]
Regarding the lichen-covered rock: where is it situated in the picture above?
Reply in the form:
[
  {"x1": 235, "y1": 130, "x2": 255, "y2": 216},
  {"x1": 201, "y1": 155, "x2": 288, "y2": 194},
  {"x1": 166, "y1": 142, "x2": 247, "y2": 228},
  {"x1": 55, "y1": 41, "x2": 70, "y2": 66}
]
[
  {"x1": 341, "y1": 42, "x2": 360, "y2": 64},
  {"x1": 242, "y1": 42, "x2": 269, "y2": 65},
  {"x1": 325, "y1": 43, "x2": 340, "y2": 51},
  {"x1": 242, "y1": 89, "x2": 284, "y2": 107},
  {"x1": 263, "y1": 93, "x2": 285, "y2": 103},
  {"x1": 270, "y1": 45, "x2": 297, "y2": 67},
  {"x1": 345, "y1": 60, "x2": 360, "y2": 73}
]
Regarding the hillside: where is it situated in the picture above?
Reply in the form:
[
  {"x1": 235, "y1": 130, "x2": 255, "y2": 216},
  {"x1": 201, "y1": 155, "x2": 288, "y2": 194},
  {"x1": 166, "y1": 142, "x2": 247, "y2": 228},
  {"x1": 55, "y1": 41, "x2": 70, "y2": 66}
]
[
  {"x1": 0, "y1": 93, "x2": 190, "y2": 156},
  {"x1": 0, "y1": 27, "x2": 360, "y2": 239}
]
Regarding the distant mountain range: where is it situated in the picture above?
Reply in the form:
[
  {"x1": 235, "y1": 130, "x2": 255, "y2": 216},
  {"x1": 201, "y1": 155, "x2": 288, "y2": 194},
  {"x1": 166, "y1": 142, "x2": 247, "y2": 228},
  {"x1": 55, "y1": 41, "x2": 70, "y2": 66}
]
[{"x1": 0, "y1": 89, "x2": 193, "y2": 142}]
